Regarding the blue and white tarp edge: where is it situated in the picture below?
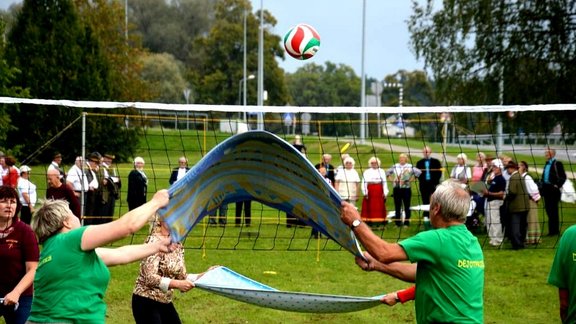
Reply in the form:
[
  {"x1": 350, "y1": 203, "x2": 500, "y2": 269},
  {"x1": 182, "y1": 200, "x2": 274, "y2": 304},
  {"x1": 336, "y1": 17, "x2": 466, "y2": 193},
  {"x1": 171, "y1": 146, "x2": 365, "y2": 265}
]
[{"x1": 194, "y1": 266, "x2": 384, "y2": 313}]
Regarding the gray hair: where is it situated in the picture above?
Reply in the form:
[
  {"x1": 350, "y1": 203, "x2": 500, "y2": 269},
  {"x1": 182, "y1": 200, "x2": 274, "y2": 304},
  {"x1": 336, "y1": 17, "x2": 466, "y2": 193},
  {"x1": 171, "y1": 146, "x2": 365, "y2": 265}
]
[
  {"x1": 32, "y1": 200, "x2": 74, "y2": 244},
  {"x1": 431, "y1": 180, "x2": 470, "y2": 223}
]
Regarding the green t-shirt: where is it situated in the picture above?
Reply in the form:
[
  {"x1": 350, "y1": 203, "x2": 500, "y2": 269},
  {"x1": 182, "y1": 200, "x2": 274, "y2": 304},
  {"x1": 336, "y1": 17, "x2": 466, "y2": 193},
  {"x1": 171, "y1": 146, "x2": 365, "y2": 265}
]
[
  {"x1": 548, "y1": 225, "x2": 576, "y2": 323},
  {"x1": 29, "y1": 226, "x2": 111, "y2": 324},
  {"x1": 400, "y1": 224, "x2": 484, "y2": 323}
]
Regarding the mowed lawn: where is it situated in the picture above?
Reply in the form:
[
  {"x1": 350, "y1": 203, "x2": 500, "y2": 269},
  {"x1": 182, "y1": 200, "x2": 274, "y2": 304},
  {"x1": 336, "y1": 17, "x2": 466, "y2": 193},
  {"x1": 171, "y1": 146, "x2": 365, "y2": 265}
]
[{"x1": 27, "y1": 127, "x2": 572, "y2": 323}]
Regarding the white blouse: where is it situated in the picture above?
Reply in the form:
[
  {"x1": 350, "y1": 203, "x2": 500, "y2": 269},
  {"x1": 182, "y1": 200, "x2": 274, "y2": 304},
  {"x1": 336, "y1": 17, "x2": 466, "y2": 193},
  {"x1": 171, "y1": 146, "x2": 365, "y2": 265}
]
[
  {"x1": 335, "y1": 168, "x2": 360, "y2": 200},
  {"x1": 362, "y1": 168, "x2": 389, "y2": 196}
]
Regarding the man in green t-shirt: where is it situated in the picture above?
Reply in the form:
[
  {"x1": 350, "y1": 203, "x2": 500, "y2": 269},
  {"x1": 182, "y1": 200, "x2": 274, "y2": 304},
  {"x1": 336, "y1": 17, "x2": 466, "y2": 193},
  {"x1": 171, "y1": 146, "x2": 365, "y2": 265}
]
[
  {"x1": 548, "y1": 225, "x2": 576, "y2": 323},
  {"x1": 341, "y1": 180, "x2": 484, "y2": 323}
]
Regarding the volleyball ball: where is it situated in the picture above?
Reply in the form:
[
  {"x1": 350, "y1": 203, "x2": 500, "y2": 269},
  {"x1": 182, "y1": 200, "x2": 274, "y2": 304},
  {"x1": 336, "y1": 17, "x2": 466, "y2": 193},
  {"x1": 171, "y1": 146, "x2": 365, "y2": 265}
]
[{"x1": 283, "y1": 24, "x2": 321, "y2": 60}]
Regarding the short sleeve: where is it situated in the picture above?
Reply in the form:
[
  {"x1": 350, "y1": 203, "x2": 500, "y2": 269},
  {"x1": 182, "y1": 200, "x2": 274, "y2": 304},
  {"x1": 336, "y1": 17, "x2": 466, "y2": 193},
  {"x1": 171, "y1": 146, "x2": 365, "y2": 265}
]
[
  {"x1": 399, "y1": 231, "x2": 440, "y2": 264},
  {"x1": 19, "y1": 222, "x2": 40, "y2": 262}
]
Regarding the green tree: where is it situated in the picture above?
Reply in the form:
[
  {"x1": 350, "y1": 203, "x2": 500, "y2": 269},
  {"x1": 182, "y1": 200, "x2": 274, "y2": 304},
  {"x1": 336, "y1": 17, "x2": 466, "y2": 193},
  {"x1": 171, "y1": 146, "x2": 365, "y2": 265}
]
[
  {"x1": 189, "y1": 0, "x2": 288, "y2": 106},
  {"x1": 5, "y1": 0, "x2": 138, "y2": 163},
  {"x1": 380, "y1": 70, "x2": 437, "y2": 140},
  {"x1": 75, "y1": 0, "x2": 152, "y2": 102},
  {"x1": 285, "y1": 61, "x2": 361, "y2": 136},
  {"x1": 0, "y1": 16, "x2": 29, "y2": 152},
  {"x1": 408, "y1": 0, "x2": 576, "y2": 133},
  {"x1": 140, "y1": 52, "x2": 190, "y2": 103},
  {"x1": 129, "y1": 0, "x2": 214, "y2": 64}
]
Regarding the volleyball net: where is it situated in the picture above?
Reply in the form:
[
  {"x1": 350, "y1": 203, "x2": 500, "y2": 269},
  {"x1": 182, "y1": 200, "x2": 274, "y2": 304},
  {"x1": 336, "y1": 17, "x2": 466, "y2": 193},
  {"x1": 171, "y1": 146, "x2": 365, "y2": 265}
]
[{"x1": 1, "y1": 96, "x2": 574, "y2": 252}]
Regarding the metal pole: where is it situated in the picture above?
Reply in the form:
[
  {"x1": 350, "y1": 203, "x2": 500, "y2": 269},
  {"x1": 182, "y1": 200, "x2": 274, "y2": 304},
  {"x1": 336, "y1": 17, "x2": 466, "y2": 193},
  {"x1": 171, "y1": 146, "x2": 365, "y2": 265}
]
[
  {"x1": 183, "y1": 88, "x2": 190, "y2": 130},
  {"x1": 496, "y1": 66, "x2": 504, "y2": 156},
  {"x1": 81, "y1": 112, "x2": 86, "y2": 224},
  {"x1": 256, "y1": 0, "x2": 264, "y2": 130},
  {"x1": 399, "y1": 84, "x2": 403, "y2": 109},
  {"x1": 243, "y1": 8, "x2": 248, "y2": 122},
  {"x1": 442, "y1": 119, "x2": 449, "y2": 180},
  {"x1": 359, "y1": 0, "x2": 367, "y2": 144}
]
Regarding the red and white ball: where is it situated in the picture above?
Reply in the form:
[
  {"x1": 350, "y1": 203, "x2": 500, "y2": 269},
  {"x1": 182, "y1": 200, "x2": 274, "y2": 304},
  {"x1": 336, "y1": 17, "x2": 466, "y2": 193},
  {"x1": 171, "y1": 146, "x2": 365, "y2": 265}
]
[{"x1": 283, "y1": 24, "x2": 321, "y2": 60}]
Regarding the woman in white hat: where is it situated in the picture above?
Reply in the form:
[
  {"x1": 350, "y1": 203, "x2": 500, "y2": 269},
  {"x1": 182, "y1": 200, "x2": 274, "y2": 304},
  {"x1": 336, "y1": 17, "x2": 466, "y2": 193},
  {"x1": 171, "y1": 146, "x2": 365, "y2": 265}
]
[{"x1": 17, "y1": 165, "x2": 37, "y2": 224}]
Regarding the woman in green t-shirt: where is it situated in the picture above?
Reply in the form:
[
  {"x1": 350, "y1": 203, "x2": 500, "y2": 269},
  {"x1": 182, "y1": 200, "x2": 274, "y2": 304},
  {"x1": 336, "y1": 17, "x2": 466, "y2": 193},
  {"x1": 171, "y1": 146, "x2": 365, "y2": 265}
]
[{"x1": 28, "y1": 190, "x2": 173, "y2": 323}]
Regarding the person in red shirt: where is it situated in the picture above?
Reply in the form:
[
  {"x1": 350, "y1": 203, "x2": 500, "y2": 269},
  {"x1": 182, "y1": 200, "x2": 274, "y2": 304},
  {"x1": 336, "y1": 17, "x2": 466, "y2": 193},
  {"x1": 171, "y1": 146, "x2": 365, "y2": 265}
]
[
  {"x1": 0, "y1": 186, "x2": 39, "y2": 324},
  {"x1": 46, "y1": 168, "x2": 81, "y2": 219},
  {"x1": 1, "y1": 156, "x2": 19, "y2": 188}
]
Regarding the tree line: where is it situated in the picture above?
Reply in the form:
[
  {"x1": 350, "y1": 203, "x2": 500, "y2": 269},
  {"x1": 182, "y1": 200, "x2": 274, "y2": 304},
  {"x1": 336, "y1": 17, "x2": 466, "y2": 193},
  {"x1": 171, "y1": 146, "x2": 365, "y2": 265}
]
[{"x1": 0, "y1": 0, "x2": 573, "y2": 163}]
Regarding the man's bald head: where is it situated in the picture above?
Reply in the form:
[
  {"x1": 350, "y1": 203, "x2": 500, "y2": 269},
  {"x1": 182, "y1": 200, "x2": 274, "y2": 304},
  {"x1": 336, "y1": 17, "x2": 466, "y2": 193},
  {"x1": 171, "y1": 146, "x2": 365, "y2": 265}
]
[{"x1": 47, "y1": 168, "x2": 62, "y2": 187}]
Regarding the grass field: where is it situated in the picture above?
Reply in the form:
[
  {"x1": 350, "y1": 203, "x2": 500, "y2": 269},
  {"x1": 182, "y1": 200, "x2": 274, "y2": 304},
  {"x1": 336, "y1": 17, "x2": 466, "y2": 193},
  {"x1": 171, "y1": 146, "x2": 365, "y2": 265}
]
[
  {"x1": 27, "y1": 128, "x2": 574, "y2": 323},
  {"x1": 104, "y1": 248, "x2": 559, "y2": 323}
]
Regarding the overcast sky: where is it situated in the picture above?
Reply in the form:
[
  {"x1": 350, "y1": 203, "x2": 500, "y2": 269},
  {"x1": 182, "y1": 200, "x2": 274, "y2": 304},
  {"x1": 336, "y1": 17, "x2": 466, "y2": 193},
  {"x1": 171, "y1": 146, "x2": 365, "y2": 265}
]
[
  {"x1": 1, "y1": 0, "x2": 424, "y2": 79},
  {"x1": 251, "y1": 0, "x2": 424, "y2": 79}
]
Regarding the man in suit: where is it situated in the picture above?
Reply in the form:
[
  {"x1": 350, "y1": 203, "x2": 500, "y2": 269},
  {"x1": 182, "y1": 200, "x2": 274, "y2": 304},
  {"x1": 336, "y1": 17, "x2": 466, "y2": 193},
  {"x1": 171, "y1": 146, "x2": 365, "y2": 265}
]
[
  {"x1": 542, "y1": 148, "x2": 567, "y2": 236},
  {"x1": 415, "y1": 146, "x2": 443, "y2": 219},
  {"x1": 169, "y1": 156, "x2": 190, "y2": 185},
  {"x1": 314, "y1": 153, "x2": 335, "y2": 185}
]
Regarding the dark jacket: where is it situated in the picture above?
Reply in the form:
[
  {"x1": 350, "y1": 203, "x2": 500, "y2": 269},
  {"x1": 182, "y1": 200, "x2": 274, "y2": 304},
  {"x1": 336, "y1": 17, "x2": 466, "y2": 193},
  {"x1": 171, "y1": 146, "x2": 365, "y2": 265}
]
[
  {"x1": 544, "y1": 159, "x2": 567, "y2": 188},
  {"x1": 415, "y1": 157, "x2": 443, "y2": 186},
  {"x1": 169, "y1": 167, "x2": 190, "y2": 185},
  {"x1": 127, "y1": 169, "x2": 147, "y2": 210}
]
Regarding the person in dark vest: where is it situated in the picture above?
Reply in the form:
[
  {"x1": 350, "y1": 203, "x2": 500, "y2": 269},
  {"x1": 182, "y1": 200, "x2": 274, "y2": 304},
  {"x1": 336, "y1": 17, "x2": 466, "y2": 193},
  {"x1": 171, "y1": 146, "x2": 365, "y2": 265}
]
[{"x1": 84, "y1": 152, "x2": 102, "y2": 224}]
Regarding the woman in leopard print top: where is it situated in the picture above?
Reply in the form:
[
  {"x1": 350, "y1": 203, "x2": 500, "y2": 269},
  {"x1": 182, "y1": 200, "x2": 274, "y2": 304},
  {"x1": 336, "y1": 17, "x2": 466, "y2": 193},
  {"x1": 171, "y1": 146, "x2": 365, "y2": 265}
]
[{"x1": 132, "y1": 216, "x2": 204, "y2": 323}]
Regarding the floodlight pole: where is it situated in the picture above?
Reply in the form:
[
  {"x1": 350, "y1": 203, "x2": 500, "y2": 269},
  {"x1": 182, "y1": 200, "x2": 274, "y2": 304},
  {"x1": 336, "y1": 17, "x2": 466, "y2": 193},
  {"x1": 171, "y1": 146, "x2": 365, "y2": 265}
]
[
  {"x1": 242, "y1": 7, "x2": 248, "y2": 122},
  {"x1": 256, "y1": 0, "x2": 264, "y2": 131},
  {"x1": 359, "y1": 0, "x2": 367, "y2": 144}
]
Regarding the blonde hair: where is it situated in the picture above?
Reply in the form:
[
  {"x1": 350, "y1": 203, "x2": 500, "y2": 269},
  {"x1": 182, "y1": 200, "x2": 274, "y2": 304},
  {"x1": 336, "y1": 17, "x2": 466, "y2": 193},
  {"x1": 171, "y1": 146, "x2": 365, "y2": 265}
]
[
  {"x1": 343, "y1": 156, "x2": 355, "y2": 166},
  {"x1": 32, "y1": 200, "x2": 73, "y2": 244},
  {"x1": 456, "y1": 153, "x2": 468, "y2": 163},
  {"x1": 368, "y1": 156, "x2": 381, "y2": 167}
]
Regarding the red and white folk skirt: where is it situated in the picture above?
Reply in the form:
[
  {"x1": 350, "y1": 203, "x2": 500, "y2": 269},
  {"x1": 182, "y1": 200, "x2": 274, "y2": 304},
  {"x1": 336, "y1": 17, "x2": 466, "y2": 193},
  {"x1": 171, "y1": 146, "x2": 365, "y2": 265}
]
[{"x1": 361, "y1": 183, "x2": 387, "y2": 223}]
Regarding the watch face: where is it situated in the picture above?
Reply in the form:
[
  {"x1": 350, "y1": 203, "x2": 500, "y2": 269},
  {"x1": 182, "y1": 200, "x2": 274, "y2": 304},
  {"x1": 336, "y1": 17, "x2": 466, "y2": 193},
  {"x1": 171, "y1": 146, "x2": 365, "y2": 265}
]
[{"x1": 352, "y1": 219, "x2": 361, "y2": 227}]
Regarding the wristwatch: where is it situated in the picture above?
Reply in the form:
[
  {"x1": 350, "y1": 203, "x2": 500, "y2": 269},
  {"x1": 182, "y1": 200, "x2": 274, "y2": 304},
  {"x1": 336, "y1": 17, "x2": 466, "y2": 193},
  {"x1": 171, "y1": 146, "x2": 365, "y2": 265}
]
[{"x1": 351, "y1": 219, "x2": 362, "y2": 230}]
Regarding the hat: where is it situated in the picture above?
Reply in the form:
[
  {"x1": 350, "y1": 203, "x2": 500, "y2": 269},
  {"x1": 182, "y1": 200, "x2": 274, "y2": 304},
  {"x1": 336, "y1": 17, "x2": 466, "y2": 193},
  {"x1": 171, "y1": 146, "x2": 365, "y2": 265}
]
[
  {"x1": 506, "y1": 160, "x2": 518, "y2": 169},
  {"x1": 491, "y1": 159, "x2": 504, "y2": 169},
  {"x1": 88, "y1": 152, "x2": 102, "y2": 163},
  {"x1": 19, "y1": 165, "x2": 31, "y2": 174},
  {"x1": 103, "y1": 154, "x2": 115, "y2": 160}
]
